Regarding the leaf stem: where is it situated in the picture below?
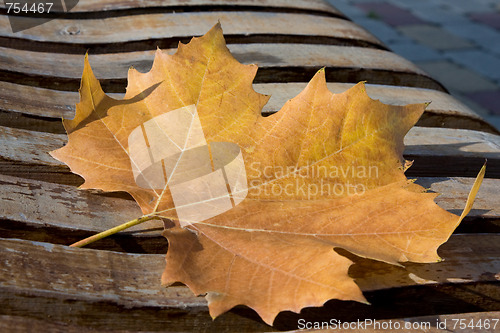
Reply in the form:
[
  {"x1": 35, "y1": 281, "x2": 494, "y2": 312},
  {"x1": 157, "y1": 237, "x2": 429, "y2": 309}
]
[{"x1": 70, "y1": 215, "x2": 158, "y2": 248}]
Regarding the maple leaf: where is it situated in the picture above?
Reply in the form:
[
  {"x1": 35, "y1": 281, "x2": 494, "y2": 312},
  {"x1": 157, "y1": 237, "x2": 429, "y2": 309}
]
[{"x1": 50, "y1": 23, "x2": 483, "y2": 325}]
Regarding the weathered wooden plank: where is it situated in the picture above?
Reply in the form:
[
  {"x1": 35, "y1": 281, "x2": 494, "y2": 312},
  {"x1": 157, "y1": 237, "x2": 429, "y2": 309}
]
[
  {"x1": 0, "y1": 174, "x2": 152, "y2": 234},
  {"x1": 262, "y1": 83, "x2": 476, "y2": 116},
  {"x1": 346, "y1": 235, "x2": 500, "y2": 291},
  {"x1": 0, "y1": 12, "x2": 378, "y2": 47},
  {"x1": 2, "y1": 81, "x2": 495, "y2": 134},
  {"x1": 0, "y1": 171, "x2": 498, "y2": 247},
  {"x1": 0, "y1": 81, "x2": 77, "y2": 118},
  {"x1": 413, "y1": 176, "x2": 500, "y2": 219},
  {"x1": 1, "y1": 125, "x2": 498, "y2": 180},
  {"x1": 0, "y1": 237, "x2": 498, "y2": 330},
  {"x1": 261, "y1": 82, "x2": 497, "y2": 133},
  {"x1": 403, "y1": 127, "x2": 500, "y2": 178},
  {"x1": 0, "y1": 44, "x2": 443, "y2": 91},
  {"x1": 0, "y1": 126, "x2": 65, "y2": 167},
  {"x1": 0, "y1": 315, "x2": 133, "y2": 333},
  {"x1": 8, "y1": 312, "x2": 500, "y2": 333},
  {"x1": 0, "y1": 0, "x2": 495, "y2": 329},
  {"x1": 0, "y1": 43, "x2": 421, "y2": 78},
  {"x1": 25, "y1": 0, "x2": 343, "y2": 15},
  {"x1": 0, "y1": 238, "x2": 232, "y2": 332},
  {"x1": 404, "y1": 127, "x2": 500, "y2": 158},
  {"x1": 261, "y1": 82, "x2": 497, "y2": 134}
]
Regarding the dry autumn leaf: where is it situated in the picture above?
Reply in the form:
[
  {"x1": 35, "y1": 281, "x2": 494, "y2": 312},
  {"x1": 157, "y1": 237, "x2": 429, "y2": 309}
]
[{"x1": 50, "y1": 23, "x2": 484, "y2": 325}]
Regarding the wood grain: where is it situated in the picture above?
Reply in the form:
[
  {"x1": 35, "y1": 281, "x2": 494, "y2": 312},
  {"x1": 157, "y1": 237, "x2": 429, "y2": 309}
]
[
  {"x1": 1, "y1": 0, "x2": 498, "y2": 329},
  {"x1": 0, "y1": 236, "x2": 498, "y2": 330},
  {"x1": 4, "y1": 312, "x2": 500, "y2": 333},
  {"x1": 0, "y1": 44, "x2": 444, "y2": 92},
  {"x1": 22, "y1": 0, "x2": 343, "y2": 15},
  {"x1": 261, "y1": 82, "x2": 497, "y2": 134},
  {"x1": 0, "y1": 173, "x2": 498, "y2": 243},
  {"x1": 0, "y1": 81, "x2": 77, "y2": 118},
  {"x1": 1, "y1": 125, "x2": 498, "y2": 181},
  {"x1": 2, "y1": 81, "x2": 496, "y2": 134},
  {"x1": 403, "y1": 127, "x2": 499, "y2": 178},
  {"x1": 0, "y1": 12, "x2": 378, "y2": 46}
]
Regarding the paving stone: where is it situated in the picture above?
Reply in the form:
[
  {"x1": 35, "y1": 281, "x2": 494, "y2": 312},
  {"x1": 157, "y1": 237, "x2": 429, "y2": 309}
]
[
  {"x1": 355, "y1": 2, "x2": 424, "y2": 26},
  {"x1": 388, "y1": 41, "x2": 443, "y2": 62},
  {"x1": 415, "y1": 60, "x2": 499, "y2": 93},
  {"x1": 354, "y1": 18, "x2": 408, "y2": 44},
  {"x1": 445, "y1": 49, "x2": 500, "y2": 81},
  {"x1": 469, "y1": 12, "x2": 500, "y2": 30},
  {"x1": 465, "y1": 90, "x2": 500, "y2": 116},
  {"x1": 442, "y1": 21, "x2": 500, "y2": 44},
  {"x1": 398, "y1": 25, "x2": 475, "y2": 50},
  {"x1": 441, "y1": 21, "x2": 500, "y2": 57},
  {"x1": 480, "y1": 42, "x2": 500, "y2": 58},
  {"x1": 409, "y1": 7, "x2": 471, "y2": 25},
  {"x1": 330, "y1": 0, "x2": 500, "y2": 122},
  {"x1": 386, "y1": 0, "x2": 441, "y2": 11},
  {"x1": 438, "y1": 0, "x2": 496, "y2": 14}
]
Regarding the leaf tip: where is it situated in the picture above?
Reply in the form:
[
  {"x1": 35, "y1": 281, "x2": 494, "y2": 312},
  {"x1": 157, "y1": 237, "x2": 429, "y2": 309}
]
[
  {"x1": 458, "y1": 161, "x2": 486, "y2": 223},
  {"x1": 210, "y1": 20, "x2": 223, "y2": 35},
  {"x1": 80, "y1": 52, "x2": 100, "y2": 91},
  {"x1": 307, "y1": 67, "x2": 328, "y2": 90},
  {"x1": 347, "y1": 81, "x2": 368, "y2": 96},
  {"x1": 83, "y1": 51, "x2": 92, "y2": 72}
]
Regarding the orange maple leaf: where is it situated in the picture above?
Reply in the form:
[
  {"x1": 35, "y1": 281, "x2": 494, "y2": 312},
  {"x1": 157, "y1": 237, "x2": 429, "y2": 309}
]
[{"x1": 50, "y1": 23, "x2": 483, "y2": 325}]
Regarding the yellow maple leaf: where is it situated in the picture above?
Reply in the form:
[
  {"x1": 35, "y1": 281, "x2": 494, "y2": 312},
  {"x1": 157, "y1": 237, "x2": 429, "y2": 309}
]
[{"x1": 50, "y1": 23, "x2": 484, "y2": 325}]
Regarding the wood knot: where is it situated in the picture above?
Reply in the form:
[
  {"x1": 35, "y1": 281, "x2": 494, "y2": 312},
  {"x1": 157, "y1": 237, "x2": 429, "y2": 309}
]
[{"x1": 62, "y1": 25, "x2": 80, "y2": 35}]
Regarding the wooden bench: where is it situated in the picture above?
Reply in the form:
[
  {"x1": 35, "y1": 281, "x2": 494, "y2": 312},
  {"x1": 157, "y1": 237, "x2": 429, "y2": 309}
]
[{"x1": 0, "y1": 0, "x2": 499, "y2": 331}]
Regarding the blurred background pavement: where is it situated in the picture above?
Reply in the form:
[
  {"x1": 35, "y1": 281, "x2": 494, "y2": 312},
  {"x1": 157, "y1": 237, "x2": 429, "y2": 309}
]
[{"x1": 326, "y1": 0, "x2": 500, "y2": 131}]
